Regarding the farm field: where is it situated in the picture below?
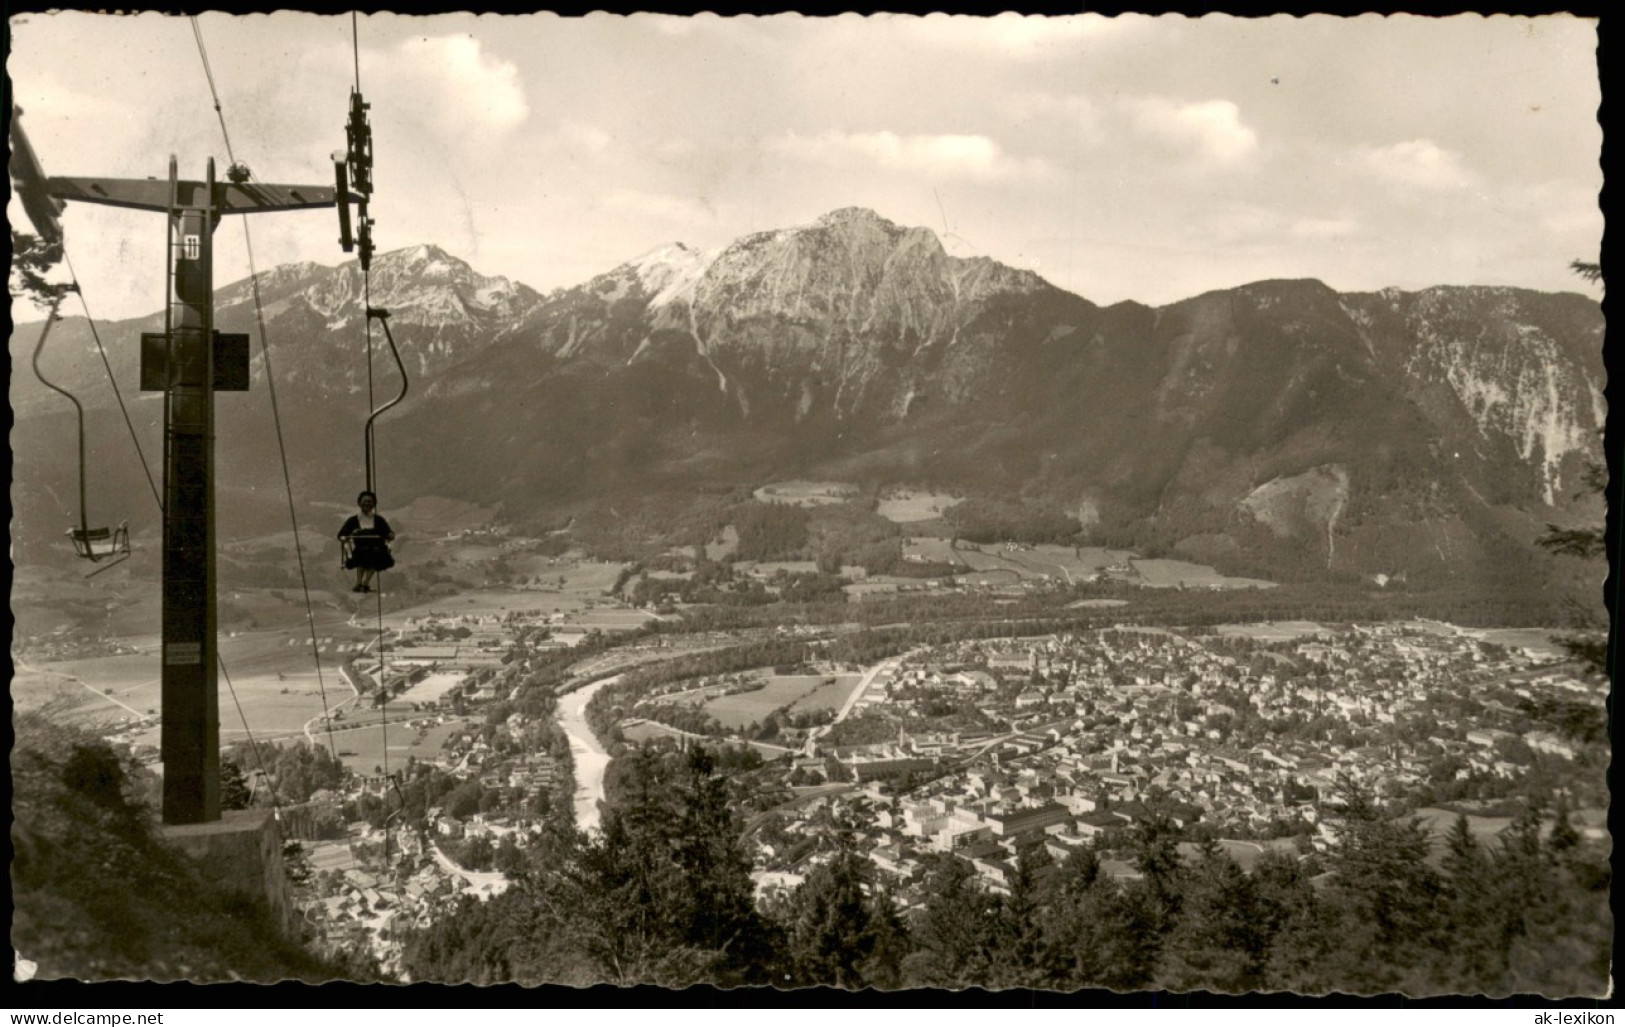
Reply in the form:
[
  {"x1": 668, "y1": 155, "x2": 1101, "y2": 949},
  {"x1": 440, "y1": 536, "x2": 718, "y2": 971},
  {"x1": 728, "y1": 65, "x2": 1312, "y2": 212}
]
[
  {"x1": 901, "y1": 537, "x2": 961, "y2": 564},
  {"x1": 324, "y1": 710, "x2": 479, "y2": 776},
  {"x1": 737, "y1": 560, "x2": 821, "y2": 576},
  {"x1": 410, "y1": 671, "x2": 468, "y2": 706},
  {"x1": 387, "y1": 560, "x2": 629, "y2": 623},
  {"x1": 955, "y1": 570, "x2": 1022, "y2": 586},
  {"x1": 753, "y1": 481, "x2": 857, "y2": 507},
  {"x1": 876, "y1": 490, "x2": 961, "y2": 523},
  {"x1": 997, "y1": 546, "x2": 1093, "y2": 583},
  {"x1": 620, "y1": 720, "x2": 680, "y2": 744},
  {"x1": 571, "y1": 608, "x2": 657, "y2": 631},
  {"x1": 785, "y1": 674, "x2": 863, "y2": 716},
  {"x1": 216, "y1": 682, "x2": 336, "y2": 743},
  {"x1": 1470, "y1": 627, "x2": 1565, "y2": 656},
  {"x1": 622, "y1": 719, "x2": 791, "y2": 758},
  {"x1": 18, "y1": 604, "x2": 371, "y2": 745},
  {"x1": 1399, "y1": 621, "x2": 1568, "y2": 659},
  {"x1": 1214, "y1": 621, "x2": 1327, "y2": 641},
  {"x1": 1129, "y1": 559, "x2": 1276, "y2": 590},
  {"x1": 951, "y1": 547, "x2": 1020, "y2": 575},
  {"x1": 703, "y1": 673, "x2": 861, "y2": 729},
  {"x1": 941, "y1": 543, "x2": 1139, "y2": 583}
]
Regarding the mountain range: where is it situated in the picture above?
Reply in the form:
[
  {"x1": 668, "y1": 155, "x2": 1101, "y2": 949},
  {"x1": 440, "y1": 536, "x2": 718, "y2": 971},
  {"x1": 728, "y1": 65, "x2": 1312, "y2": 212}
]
[{"x1": 9, "y1": 207, "x2": 1605, "y2": 602}]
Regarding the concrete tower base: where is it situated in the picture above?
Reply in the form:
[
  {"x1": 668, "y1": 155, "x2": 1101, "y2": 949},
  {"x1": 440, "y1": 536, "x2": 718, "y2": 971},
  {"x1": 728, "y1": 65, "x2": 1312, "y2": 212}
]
[{"x1": 161, "y1": 808, "x2": 299, "y2": 939}]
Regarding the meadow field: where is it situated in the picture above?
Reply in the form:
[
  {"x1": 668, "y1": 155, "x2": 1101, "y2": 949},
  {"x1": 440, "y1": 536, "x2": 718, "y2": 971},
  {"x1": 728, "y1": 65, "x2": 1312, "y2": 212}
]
[
  {"x1": 752, "y1": 481, "x2": 858, "y2": 507},
  {"x1": 876, "y1": 490, "x2": 962, "y2": 523},
  {"x1": 785, "y1": 675, "x2": 862, "y2": 715},
  {"x1": 1471, "y1": 627, "x2": 1566, "y2": 657},
  {"x1": 322, "y1": 709, "x2": 477, "y2": 776},
  {"x1": 941, "y1": 543, "x2": 1141, "y2": 584},
  {"x1": 1128, "y1": 559, "x2": 1277, "y2": 590},
  {"x1": 737, "y1": 560, "x2": 821, "y2": 576},
  {"x1": 1214, "y1": 621, "x2": 1327, "y2": 642},
  {"x1": 901, "y1": 537, "x2": 961, "y2": 564},
  {"x1": 703, "y1": 673, "x2": 862, "y2": 729}
]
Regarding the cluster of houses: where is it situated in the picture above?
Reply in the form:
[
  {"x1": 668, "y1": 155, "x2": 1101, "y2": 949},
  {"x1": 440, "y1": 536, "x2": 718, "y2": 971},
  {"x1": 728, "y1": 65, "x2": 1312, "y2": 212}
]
[
  {"x1": 289, "y1": 610, "x2": 591, "y2": 969},
  {"x1": 297, "y1": 806, "x2": 526, "y2": 974},
  {"x1": 291, "y1": 714, "x2": 555, "y2": 971},
  {"x1": 754, "y1": 622, "x2": 1604, "y2": 899}
]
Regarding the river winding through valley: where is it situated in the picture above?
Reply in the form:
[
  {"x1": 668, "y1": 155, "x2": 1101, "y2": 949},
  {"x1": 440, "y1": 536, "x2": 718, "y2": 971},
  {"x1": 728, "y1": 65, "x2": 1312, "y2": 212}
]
[{"x1": 556, "y1": 676, "x2": 617, "y2": 835}]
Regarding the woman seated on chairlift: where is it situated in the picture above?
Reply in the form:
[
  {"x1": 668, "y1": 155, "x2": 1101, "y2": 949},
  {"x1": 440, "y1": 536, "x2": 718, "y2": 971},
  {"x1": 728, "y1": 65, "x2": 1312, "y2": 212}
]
[{"x1": 339, "y1": 490, "x2": 395, "y2": 593}]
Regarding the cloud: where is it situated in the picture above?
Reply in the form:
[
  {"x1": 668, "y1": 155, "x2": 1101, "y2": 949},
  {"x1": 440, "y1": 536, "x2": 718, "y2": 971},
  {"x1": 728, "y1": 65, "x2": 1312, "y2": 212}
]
[
  {"x1": 382, "y1": 36, "x2": 529, "y2": 139},
  {"x1": 604, "y1": 189, "x2": 715, "y2": 225},
  {"x1": 1359, "y1": 139, "x2": 1473, "y2": 190},
  {"x1": 1290, "y1": 217, "x2": 1361, "y2": 239},
  {"x1": 652, "y1": 15, "x2": 700, "y2": 36},
  {"x1": 1010, "y1": 92, "x2": 1104, "y2": 141},
  {"x1": 910, "y1": 12, "x2": 1149, "y2": 57},
  {"x1": 1125, "y1": 97, "x2": 1259, "y2": 166},
  {"x1": 767, "y1": 130, "x2": 1046, "y2": 181},
  {"x1": 558, "y1": 120, "x2": 612, "y2": 155}
]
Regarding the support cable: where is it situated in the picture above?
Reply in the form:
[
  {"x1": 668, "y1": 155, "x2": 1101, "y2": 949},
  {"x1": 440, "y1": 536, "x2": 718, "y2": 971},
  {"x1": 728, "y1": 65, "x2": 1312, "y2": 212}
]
[
  {"x1": 219, "y1": 653, "x2": 285, "y2": 820},
  {"x1": 238, "y1": 214, "x2": 342, "y2": 760},
  {"x1": 349, "y1": 9, "x2": 394, "y2": 793},
  {"x1": 189, "y1": 17, "x2": 339, "y2": 760},
  {"x1": 188, "y1": 17, "x2": 238, "y2": 170},
  {"x1": 375, "y1": 586, "x2": 390, "y2": 783},
  {"x1": 365, "y1": 277, "x2": 376, "y2": 489}
]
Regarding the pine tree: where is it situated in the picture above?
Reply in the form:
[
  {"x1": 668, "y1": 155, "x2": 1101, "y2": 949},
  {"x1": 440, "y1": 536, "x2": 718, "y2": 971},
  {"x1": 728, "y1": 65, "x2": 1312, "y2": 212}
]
[
  {"x1": 1252, "y1": 848, "x2": 1336, "y2": 994},
  {"x1": 985, "y1": 841, "x2": 1050, "y2": 989},
  {"x1": 1159, "y1": 836, "x2": 1268, "y2": 994},
  {"x1": 1321, "y1": 780, "x2": 1445, "y2": 994},
  {"x1": 671, "y1": 746, "x2": 776, "y2": 983},
  {"x1": 900, "y1": 855, "x2": 1001, "y2": 988},
  {"x1": 220, "y1": 759, "x2": 253, "y2": 811},
  {"x1": 785, "y1": 844, "x2": 879, "y2": 989},
  {"x1": 1435, "y1": 814, "x2": 1500, "y2": 993},
  {"x1": 1129, "y1": 797, "x2": 1184, "y2": 933}
]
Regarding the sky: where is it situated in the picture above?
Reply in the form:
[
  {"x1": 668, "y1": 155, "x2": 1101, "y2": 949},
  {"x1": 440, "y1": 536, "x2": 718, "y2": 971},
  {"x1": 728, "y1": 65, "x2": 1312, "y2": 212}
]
[{"x1": 7, "y1": 11, "x2": 1604, "y2": 321}]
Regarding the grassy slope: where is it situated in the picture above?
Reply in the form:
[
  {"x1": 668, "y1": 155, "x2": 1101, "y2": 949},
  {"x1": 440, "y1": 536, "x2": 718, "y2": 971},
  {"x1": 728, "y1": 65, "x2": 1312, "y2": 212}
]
[{"x1": 12, "y1": 712, "x2": 368, "y2": 984}]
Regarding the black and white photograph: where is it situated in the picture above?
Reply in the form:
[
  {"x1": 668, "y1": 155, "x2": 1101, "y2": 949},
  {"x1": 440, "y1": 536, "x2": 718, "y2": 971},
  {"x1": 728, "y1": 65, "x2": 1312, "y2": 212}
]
[{"x1": 8, "y1": 10, "x2": 1610, "y2": 1000}]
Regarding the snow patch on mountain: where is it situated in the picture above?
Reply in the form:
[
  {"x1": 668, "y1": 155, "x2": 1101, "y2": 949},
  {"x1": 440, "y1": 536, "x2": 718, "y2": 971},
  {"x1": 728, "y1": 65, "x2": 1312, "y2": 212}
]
[{"x1": 632, "y1": 242, "x2": 720, "y2": 309}]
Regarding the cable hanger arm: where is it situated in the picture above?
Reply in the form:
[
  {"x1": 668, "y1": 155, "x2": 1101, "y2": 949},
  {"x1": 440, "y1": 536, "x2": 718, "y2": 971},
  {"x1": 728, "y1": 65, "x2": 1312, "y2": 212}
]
[
  {"x1": 363, "y1": 308, "x2": 409, "y2": 496},
  {"x1": 28, "y1": 296, "x2": 90, "y2": 536}
]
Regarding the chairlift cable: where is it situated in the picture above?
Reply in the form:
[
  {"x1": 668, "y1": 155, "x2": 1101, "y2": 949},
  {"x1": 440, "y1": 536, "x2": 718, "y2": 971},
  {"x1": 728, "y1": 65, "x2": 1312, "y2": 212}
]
[
  {"x1": 188, "y1": 17, "x2": 239, "y2": 170},
  {"x1": 238, "y1": 212, "x2": 343, "y2": 761},
  {"x1": 376, "y1": 587, "x2": 391, "y2": 782},
  {"x1": 188, "y1": 21, "x2": 340, "y2": 761},
  {"x1": 350, "y1": 10, "x2": 394, "y2": 786},
  {"x1": 218, "y1": 653, "x2": 286, "y2": 820}
]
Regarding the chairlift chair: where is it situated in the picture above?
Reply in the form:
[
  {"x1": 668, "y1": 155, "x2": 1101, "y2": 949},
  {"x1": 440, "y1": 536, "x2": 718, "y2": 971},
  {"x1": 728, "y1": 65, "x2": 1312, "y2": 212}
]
[
  {"x1": 29, "y1": 296, "x2": 133, "y2": 577},
  {"x1": 69, "y1": 521, "x2": 131, "y2": 562}
]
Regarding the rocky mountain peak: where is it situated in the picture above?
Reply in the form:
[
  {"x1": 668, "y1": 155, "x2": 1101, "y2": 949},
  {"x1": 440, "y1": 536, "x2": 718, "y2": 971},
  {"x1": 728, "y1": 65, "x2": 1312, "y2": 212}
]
[
  {"x1": 814, "y1": 205, "x2": 894, "y2": 228},
  {"x1": 378, "y1": 243, "x2": 465, "y2": 278}
]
